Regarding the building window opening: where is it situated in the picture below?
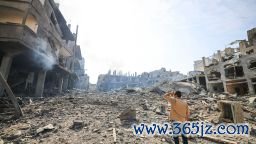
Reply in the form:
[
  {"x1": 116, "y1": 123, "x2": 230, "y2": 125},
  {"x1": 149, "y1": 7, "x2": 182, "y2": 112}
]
[
  {"x1": 207, "y1": 71, "x2": 221, "y2": 81},
  {"x1": 225, "y1": 66, "x2": 244, "y2": 79},
  {"x1": 249, "y1": 61, "x2": 256, "y2": 70}
]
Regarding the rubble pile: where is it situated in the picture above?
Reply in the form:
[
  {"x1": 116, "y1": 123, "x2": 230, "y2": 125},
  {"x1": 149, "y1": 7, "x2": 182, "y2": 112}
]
[{"x1": 0, "y1": 82, "x2": 256, "y2": 143}]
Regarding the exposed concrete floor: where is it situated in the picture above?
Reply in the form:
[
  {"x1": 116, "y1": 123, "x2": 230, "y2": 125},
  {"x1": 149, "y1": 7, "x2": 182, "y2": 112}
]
[{"x1": 0, "y1": 89, "x2": 255, "y2": 144}]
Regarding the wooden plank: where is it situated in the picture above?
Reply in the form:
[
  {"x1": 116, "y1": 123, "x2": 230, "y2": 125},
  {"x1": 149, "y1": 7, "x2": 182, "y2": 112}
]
[
  {"x1": 113, "y1": 128, "x2": 117, "y2": 143},
  {"x1": 0, "y1": 72, "x2": 23, "y2": 117},
  {"x1": 232, "y1": 103, "x2": 244, "y2": 123}
]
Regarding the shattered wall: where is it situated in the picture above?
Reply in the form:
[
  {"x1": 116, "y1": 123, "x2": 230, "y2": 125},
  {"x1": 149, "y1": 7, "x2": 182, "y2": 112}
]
[
  {"x1": 0, "y1": 0, "x2": 89, "y2": 97},
  {"x1": 197, "y1": 27, "x2": 256, "y2": 95}
]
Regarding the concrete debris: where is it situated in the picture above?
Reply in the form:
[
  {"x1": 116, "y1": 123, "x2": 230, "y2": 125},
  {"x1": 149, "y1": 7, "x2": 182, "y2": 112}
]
[
  {"x1": 141, "y1": 99, "x2": 150, "y2": 110},
  {"x1": 126, "y1": 89, "x2": 136, "y2": 93},
  {"x1": 7, "y1": 131, "x2": 22, "y2": 140},
  {"x1": 1, "y1": 0, "x2": 256, "y2": 143},
  {"x1": 250, "y1": 128, "x2": 256, "y2": 136},
  {"x1": 218, "y1": 101, "x2": 244, "y2": 123},
  {"x1": 72, "y1": 120, "x2": 85, "y2": 130},
  {"x1": 1, "y1": 82, "x2": 256, "y2": 143},
  {"x1": 0, "y1": 139, "x2": 3, "y2": 144},
  {"x1": 218, "y1": 94, "x2": 227, "y2": 100},
  {"x1": 119, "y1": 107, "x2": 136, "y2": 121},
  {"x1": 149, "y1": 87, "x2": 165, "y2": 95},
  {"x1": 155, "y1": 105, "x2": 166, "y2": 115},
  {"x1": 36, "y1": 124, "x2": 55, "y2": 134},
  {"x1": 249, "y1": 97, "x2": 256, "y2": 107}
]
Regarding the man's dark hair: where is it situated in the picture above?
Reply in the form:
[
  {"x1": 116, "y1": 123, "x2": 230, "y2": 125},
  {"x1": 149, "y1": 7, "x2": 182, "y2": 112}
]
[{"x1": 175, "y1": 91, "x2": 182, "y2": 98}]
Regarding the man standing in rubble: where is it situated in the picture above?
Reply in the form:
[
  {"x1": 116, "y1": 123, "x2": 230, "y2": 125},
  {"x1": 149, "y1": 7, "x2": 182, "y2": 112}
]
[{"x1": 164, "y1": 91, "x2": 190, "y2": 144}]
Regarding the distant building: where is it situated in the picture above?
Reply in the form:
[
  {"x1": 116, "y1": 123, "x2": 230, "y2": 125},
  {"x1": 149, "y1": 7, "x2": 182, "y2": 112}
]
[{"x1": 96, "y1": 68, "x2": 186, "y2": 91}]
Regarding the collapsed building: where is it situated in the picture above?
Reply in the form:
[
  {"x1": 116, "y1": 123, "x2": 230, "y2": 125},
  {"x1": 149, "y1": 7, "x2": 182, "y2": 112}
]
[
  {"x1": 0, "y1": 0, "x2": 89, "y2": 117},
  {"x1": 97, "y1": 68, "x2": 186, "y2": 91},
  {"x1": 188, "y1": 27, "x2": 256, "y2": 95}
]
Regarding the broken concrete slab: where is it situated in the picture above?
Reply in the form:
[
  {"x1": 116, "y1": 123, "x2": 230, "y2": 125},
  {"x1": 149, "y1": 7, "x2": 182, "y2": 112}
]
[
  {"x1": 218, "y1": 100, "x2": 244, "y2": 123},
  {"x1": 149, "y1": 87, "x2": 165, "y2": 95},
  {"x1": 36, "y1": 124, "x2": 55, "y2": 134}
]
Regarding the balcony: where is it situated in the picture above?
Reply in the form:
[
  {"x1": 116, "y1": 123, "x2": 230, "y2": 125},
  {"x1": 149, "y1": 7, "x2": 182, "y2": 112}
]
[{"x1": 0, "y1": 23, "x2": 38, "y2": 53}]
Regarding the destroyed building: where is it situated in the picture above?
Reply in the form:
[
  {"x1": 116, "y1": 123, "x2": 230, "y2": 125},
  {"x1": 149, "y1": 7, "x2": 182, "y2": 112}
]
[
  {"x1": 97, "y1": 68, "x2": 186, "y2": 91},
  {"x1": 188, "y1": 27, "x2": 256, "y2": 95},
  {"x1": 0, "y1": 0, "x2": 89, "y2": 99}
]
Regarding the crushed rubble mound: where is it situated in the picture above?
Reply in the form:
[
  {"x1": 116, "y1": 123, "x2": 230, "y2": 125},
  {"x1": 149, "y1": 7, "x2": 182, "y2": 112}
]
[
  {"x1": 0, "y1": 84, "x2": 256, "y2": 143},
  {"x1": 148, "y1": 81, "x2": 201, "y2": 96}
]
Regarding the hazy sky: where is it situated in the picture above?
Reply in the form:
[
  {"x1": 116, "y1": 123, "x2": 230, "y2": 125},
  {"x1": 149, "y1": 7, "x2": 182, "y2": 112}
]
[{"x1": 57, "y1": 0, "x2": 256, "y2": 84}]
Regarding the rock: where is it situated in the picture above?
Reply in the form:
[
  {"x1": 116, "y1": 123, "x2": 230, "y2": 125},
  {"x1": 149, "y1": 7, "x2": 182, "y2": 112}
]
[
  {"x1": 72, "y1": 120, "x2": 85, "y2": 129},
  {"x1": 119, "y1": 107, "x2": 136, "y2": 121},
  {"x1": 36, "y1": 124, "x2": 55, "y2": 134}
]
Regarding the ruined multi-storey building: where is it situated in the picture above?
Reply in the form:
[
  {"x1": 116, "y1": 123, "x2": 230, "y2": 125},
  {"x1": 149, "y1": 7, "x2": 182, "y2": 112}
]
[
  {"x1": 97, "y1": 68, "x2": 186, "y2": 91},
  {"x1": 191, "y1": 27, "x2": 256, "y2": 95},
  {"x1": 0, "y1": 0, "x2": 89, "y2": 100}
]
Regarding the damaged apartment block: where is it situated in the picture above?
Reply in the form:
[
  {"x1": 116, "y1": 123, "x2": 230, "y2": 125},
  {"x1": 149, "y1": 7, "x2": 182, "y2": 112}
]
[
  {"x1": 0, "y1": 0, "x2": 89, "y2": 119},
  {"x1": 190, "y1": 27, "x2": 256, "y2": 95}
]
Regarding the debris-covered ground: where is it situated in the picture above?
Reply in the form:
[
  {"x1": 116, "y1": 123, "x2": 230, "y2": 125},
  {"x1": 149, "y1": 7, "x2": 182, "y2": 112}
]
[{"x1": 1, "y1": 82, "x2": 256, "y2": 144}]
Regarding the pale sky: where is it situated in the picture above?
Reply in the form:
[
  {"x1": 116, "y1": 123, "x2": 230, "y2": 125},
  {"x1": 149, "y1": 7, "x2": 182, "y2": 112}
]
[{"x1": 57, "y1": 0, "x2": 256, "y2": 84}]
